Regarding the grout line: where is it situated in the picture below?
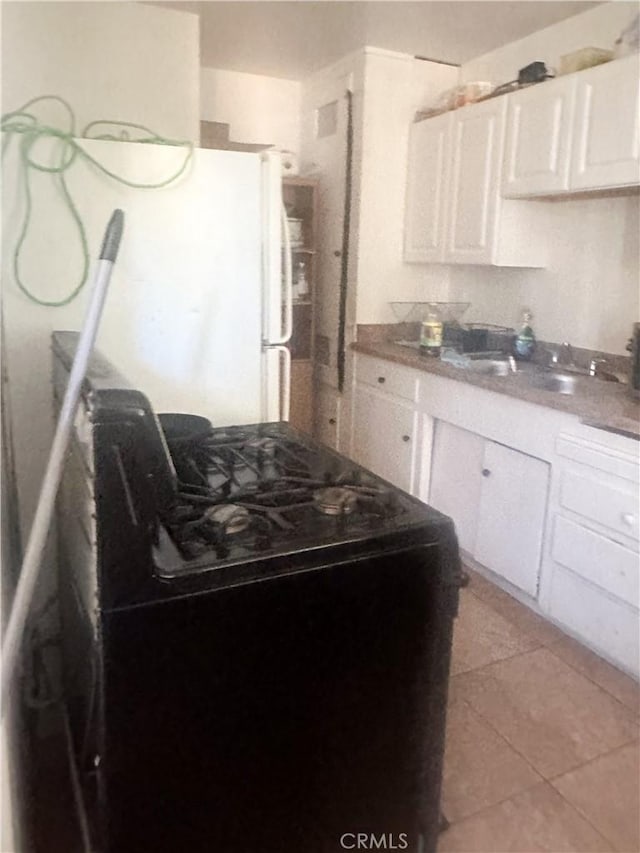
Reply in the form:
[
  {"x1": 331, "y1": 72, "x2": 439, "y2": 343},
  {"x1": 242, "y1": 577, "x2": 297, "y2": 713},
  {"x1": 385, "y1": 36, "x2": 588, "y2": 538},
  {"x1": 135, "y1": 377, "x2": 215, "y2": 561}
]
[
  {"x1": 544, "y1": 644, "x2": 640, "y2": 721},
  {"x1": 464, "y1": 588, "x2": 548, "y2": 648},
  {"x1": 544, "y1": 779, "x2": 627, "y2": 853},
  {"x1": 546, "y1": 739, "x2": 640, "y2": 787},
  {"x1": 442, "y1": 779, "x2": 613, "y2": 852},
  {"x1": 443, "y1": 775, "x2": 543, "y2": 828},
  {"x1": 464, "y1": 584, "x2": 639, "y2": 716},
  {"x1": 453, "y1": 696, "x2": 547, "y2": 782},
  {"x1": 451, "y1": 643, "x2": 545, "y2": 680}
]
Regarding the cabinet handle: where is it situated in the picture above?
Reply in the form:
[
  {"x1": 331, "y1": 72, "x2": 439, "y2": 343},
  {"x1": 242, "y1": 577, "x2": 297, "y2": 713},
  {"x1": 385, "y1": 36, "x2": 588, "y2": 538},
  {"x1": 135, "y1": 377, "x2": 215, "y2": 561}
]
[
  {"x1": 482, "y1": 468, "x2": 491, "y2": 477},
  {"x1": 328, "y1": 418, "x2": 336, "y2": 425},
  {"x1": 621, "y1": 513, "x2": 635, "y2": 526},
  {"x1": 402, "y1": 435, "x2": 410, "y2": 442},
  {"x1": 333, "y1": 250, "x2": 342, "y2": 257},
  {"x1": 377, "y1": 376, "x2": 386, "y2": 384}
]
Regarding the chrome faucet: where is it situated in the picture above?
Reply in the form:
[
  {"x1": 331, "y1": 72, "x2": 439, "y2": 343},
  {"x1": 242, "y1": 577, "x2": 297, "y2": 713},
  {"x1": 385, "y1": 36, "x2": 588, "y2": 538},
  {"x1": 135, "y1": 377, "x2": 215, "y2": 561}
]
[
  {"x1": 560, "y1": 341, "x2": 574, "y2": 366},
  {"x1": 589, "y1": 357, "x2": 606, "y2": 377}
]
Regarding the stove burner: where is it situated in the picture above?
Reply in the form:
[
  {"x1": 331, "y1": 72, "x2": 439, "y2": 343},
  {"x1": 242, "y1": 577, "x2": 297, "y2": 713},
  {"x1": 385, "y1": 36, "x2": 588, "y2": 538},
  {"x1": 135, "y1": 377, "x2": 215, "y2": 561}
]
[
  {"x1": 313, "y1": 486, "x2": 358, "y2": 516},
  {"x1": 205, "y1": 504, "x2": 251, "y2": 534}
]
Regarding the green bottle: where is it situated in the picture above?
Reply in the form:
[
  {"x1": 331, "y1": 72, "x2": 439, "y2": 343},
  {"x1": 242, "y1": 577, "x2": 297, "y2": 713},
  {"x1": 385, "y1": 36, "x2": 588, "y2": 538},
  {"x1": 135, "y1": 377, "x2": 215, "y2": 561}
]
[{"x1": 513, "y1": 308, "x2": 536, "y2": 361}]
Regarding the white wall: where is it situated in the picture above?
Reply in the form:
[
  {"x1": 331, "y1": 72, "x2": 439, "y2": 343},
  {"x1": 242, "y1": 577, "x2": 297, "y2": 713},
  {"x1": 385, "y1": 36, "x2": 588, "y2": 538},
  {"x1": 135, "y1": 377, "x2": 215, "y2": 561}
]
[
  {"x1": 448, "y1": 196, "x2": 640, "y2": 354},
  {"x1": 355, "y1": 50, "x2": 458, "y2": 324},
  {"x1": 201, "y1": 67, "x2": 301, "y2": 154},
  {"x1": 460, "y1": 2, "x2": 637, "y2": 85},
  {"x1": 1, "y1": 2, "x2": 200, "y2": 141},
  {"x1": 450, "y1": 2, "x2": 640, "y2": 354}
]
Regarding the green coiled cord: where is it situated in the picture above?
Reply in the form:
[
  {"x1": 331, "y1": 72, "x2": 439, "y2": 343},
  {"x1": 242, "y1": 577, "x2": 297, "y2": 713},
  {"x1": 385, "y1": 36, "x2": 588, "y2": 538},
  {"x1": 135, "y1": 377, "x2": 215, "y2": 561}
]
[{"x1": 1, "y1": 95, "x2": 194, "y2": 306}]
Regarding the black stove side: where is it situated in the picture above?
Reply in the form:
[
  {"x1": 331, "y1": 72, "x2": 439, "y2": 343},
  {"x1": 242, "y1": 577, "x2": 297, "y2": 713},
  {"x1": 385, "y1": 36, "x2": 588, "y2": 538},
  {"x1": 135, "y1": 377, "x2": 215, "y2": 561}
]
[{"x1": 98, "y1": 538, "x2": 458, "y2": 853}]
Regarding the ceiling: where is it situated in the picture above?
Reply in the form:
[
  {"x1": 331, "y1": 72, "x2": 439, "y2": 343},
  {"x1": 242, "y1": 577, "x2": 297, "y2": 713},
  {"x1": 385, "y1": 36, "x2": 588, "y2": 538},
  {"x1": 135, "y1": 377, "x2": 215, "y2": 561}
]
[{"x1": 152, "y1": 1, "x2": 602, "y2": 79}]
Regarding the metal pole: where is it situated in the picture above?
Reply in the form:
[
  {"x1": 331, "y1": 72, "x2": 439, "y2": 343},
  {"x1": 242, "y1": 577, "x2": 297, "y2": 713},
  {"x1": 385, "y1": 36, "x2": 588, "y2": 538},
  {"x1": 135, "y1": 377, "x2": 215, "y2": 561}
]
[{"x1": 1, "y1": 209, "x2": 124, "y2": 714}]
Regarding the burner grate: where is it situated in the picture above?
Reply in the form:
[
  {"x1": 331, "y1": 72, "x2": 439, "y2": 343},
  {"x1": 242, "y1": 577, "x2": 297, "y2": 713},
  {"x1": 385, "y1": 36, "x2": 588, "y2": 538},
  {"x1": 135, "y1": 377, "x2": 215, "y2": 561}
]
[{"x1": 160, "y1": 425, "x2": 407, "y2": 564}]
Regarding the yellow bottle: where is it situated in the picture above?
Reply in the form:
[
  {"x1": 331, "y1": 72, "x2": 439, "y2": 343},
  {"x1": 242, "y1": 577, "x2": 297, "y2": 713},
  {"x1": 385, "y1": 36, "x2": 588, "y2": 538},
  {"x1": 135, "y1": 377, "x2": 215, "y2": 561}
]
[{"x1": 420, "y1": 306, "x2": 443, "y2": 357}]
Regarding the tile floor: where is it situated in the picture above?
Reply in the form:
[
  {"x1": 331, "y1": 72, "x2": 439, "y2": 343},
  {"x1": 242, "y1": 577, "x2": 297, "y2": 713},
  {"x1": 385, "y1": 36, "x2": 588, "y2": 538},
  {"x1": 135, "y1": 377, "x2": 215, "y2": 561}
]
[{"x1": 439, "y1": 569, "x2": 640, "y2": 853}]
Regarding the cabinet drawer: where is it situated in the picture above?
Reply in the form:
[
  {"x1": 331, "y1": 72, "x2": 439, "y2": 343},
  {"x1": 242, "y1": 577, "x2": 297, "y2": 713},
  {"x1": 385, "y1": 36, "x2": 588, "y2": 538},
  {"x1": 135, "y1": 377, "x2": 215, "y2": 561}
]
[
  {"x1": 552, "y1": 515, "x2": 639, "y2": 607},
  {"x1": 559, "y1": 468, "x2": 639, "y2": 542},
  {"x1": 355, "y1": 356, "x2": 418, "y2": 401},
  {"x1": 548, "y1": 566, "x2": 639, "y2": 678}
]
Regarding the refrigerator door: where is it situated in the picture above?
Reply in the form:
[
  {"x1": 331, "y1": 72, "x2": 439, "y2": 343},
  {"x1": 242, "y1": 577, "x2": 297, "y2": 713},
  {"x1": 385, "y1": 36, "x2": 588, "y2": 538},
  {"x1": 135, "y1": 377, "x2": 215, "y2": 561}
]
[
  {"x1": 262, "y1": 344, "x2": 291, "y2": 422},
  {"x1": 3, "y1": 138, "x2": 269, "y2": 427},
  {"x1": 261, "y1": 152, "x2": 292, "y2": 346}
]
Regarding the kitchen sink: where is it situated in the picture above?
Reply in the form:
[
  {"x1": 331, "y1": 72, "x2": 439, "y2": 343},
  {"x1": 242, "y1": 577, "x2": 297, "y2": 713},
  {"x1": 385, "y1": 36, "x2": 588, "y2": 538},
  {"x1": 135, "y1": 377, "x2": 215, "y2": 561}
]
[
  {"x1": 466, "y1": 359, "x2": 513, "y2": 377},
  {"x1": 529, "y1": 372, "x2": 578, "y2": 395}
]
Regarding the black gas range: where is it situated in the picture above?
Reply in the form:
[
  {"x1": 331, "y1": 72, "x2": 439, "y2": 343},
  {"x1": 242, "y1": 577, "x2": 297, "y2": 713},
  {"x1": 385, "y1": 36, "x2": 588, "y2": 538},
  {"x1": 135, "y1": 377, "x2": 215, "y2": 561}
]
[{"x1": 52, "y1": 331, "x2": 462, "y2": 853}]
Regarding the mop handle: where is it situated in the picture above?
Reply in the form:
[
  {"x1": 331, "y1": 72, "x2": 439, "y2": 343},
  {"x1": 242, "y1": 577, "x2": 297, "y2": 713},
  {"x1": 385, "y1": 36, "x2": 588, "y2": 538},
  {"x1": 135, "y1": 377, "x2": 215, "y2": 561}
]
[{"x1": 1, "y1": 209, "x2": 125, "y2": 713}]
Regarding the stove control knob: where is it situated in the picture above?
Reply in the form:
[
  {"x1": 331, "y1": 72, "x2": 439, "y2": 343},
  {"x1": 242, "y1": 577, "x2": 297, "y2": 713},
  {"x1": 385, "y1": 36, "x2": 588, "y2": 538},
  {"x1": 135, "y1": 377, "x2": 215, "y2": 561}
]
[
  {"x1": 482, "y1": 468, "x2": 491, "y2": 477},
  {"x1": 402, "y1": 434, "x2": 410, "y2": 442}
]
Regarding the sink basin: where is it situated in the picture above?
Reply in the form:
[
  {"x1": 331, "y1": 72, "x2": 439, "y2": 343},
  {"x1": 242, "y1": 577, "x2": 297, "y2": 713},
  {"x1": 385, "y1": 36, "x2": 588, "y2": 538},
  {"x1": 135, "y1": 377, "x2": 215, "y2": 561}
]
[
  {"x1": 466, "y1": 359, "x2": 512, "y2": 377},
  {"x1": 530, "y1": 372, "x2": 578, "y2": 395}
]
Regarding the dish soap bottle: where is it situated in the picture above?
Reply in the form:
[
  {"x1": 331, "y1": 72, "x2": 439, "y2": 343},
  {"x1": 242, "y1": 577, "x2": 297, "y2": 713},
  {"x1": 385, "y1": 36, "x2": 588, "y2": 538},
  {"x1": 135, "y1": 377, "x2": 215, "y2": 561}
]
[
  {"x1": 513, "y1": 308, "x2": 536, "y2": 361},
  {"x1": 420, "y1": 304, "x2": 443, "y2": 357}
]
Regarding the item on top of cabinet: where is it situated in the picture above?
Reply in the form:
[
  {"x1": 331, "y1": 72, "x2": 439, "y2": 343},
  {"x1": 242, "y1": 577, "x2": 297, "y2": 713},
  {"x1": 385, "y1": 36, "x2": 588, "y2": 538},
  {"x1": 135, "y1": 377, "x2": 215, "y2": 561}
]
[
  {"x1": 512, "y1": 308, "x2": 537, "y2": 361},
  {"x1": 558, "y1": 47, "x2": 614, "y2": 75},
  {"x1": 517, "y1": 61, "x2": 554, "y2": 85},
  {"x1": 420, "y1": 304, "x2": 443, "y2": 357},
  {"x1": 437, "y1": 82, "x2": 495, "y2": 111}
]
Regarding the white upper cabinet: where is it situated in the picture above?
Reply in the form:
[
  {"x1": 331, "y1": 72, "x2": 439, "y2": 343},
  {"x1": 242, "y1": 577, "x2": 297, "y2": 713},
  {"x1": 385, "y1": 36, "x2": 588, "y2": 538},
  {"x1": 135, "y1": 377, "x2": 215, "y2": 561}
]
[
  {"x1": 404, "y1": 97, "x2": 548, "y2": 267},
  {"x1": 444, "y1": 97, "x2": 547, "y2": 267},
  {"x1": 445, "y1": 97, "x2": 506, "y2": 264},
  {"x1": 571, "y1": 54, "x2": 640, "y2": 191},
  {"x1": 404, "y1": 113, "x2": 450, "y2": 263},
  {"x1": 503, "y1": 75, "x2": 577, "y2": 197},
  {"x1": 503, "y1": 56, "x2": 639, "y2": 196}
]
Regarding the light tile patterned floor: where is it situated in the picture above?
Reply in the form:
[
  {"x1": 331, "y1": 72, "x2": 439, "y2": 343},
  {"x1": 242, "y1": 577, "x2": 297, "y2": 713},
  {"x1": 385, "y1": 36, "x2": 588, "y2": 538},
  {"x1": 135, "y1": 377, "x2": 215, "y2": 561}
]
[{"x1": 439, "y1": 570, "x2": 640, "y2": 853}]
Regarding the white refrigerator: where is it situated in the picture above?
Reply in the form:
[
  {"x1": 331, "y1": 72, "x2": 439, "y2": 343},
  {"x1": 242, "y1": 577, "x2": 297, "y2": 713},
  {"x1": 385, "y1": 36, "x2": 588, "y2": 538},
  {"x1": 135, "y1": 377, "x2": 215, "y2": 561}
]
[
  {"x1": 1, "y1": 136, "x2": 292, "y2": 542},
  {"x1": 2, "y1": 137, "x2": 292, "y2": 427}
]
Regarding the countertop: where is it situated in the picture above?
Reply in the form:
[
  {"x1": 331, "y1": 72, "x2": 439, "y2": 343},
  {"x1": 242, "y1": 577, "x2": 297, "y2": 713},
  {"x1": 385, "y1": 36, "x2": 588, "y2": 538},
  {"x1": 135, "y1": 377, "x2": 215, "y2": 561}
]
[{"x1": 352, "y1": 340, "x2": 640, "y2": 441}]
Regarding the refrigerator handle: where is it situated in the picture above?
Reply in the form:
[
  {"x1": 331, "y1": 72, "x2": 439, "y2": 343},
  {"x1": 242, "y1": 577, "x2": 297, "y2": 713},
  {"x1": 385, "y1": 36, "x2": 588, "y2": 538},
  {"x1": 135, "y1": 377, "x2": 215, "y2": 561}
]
[
  {"x1": 275, "y1": 344, "x2": 291, "y2": 421},
  {"x1": 279, "y1": 204, "x2": 293, "y2": 344}
]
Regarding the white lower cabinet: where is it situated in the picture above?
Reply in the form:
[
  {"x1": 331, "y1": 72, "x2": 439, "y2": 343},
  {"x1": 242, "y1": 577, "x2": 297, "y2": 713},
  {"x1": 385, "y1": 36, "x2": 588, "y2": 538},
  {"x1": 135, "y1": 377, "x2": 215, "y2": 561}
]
[
  {"x1": 352, "y1": 383, "x2": 417, "y2": 493},
  {"x1": 429, "y1": 420, "x2": 550, "y2": 597},
  {"x1": 541, "y1": 429, "x2": 640, "y2": 677},
  {"x1": 429, "y1": 422, "x2": 484, "y2": 554}
]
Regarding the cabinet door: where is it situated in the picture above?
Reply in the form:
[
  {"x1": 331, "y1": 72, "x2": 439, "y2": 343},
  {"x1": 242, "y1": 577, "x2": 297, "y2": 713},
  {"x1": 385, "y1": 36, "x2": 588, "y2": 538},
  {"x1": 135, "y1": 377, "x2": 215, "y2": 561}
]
[
  {"x1": 314, "y1": 382, "x2": 340, "y2": 450},
  {"x1": 475, "y1": 441, "x2": 549, "y2": 597},
  {"x1": 444, "y1": 98, "x2": 507, "y2": 264},
  {"x1": 503, "y1": 76, "x2": 576, "y2": 197},
  {"x1": 403, "y1": 114, "x2": 450, "y2": 263},
  {"x1": 571, "y1": 55, "x2": 640, "y2": 190},
  {"x1": 428, "y1": 421, "x2": 484, "y2": 554},
  {"x1": 352, "y1": 384, "x2": 416, "y2": 493}
]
